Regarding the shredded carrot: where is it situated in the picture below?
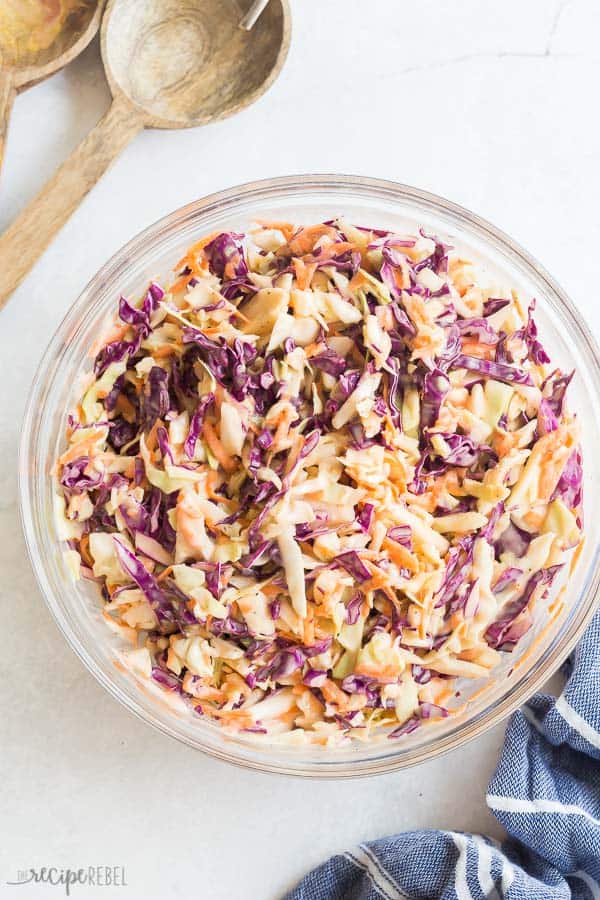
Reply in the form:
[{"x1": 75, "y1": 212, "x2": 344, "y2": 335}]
[
  {"x1": 204, "y1": 469, "x2": 224, "y2": 502},
  {"x1": 145, "y1": 420, "x2": 160, "y2": 454},
  {"x1": 89, "y1": 324, "x2": 128, "y2": 358},
  {"x1": 302, "y1": 609, "x2": 315, "y2": 645},
  {"x1": 286, "y1": 224, "x2": 338, "y2": 256},
  {"x1": 122, "y1": 458, "x2": 136, "y2": 479},
  {"x1": 115, "y1": 393, "x2": 136, "y2": 420},
  {"x1": 169, "y1": 273, "x2": 193, "y2": 294},
  {"x1": 78, "y1": 533, "x2": 93, "y2": 567},
  {"x1": 293, "y1": 257, "x2": 318, "y2": 290},
  {"x1": 57, "y1": 433, "x2": 104, "y2": 466},
  {"x1": 447, "y1": 258, "x2": 473, "y2": 296},
  {"x1": 431, "y1": 686, "x2": 454, "y2": 706},
  {"x1": 521, "y1": 509, "x2": 546, "y2": 531},
  {"x1": 153, "y1": 345, "x2": 175, "y2": 360},
  {"x1": 314, "y1": 241, "x2": 357, "y2": 260},
  {"x1": 156, "y1": 566, "x2": 174, "y2": 582},
  {"x1": 364, "y1": 570, "x2": 397, "y2": 602},
  {"x1": 460, "y1": 340, "x2": 495, "y2": 359},
  {"x1": 272, "y1": 627, "x2": 303, "y2": 643},
  {"x1": 185, "y1": 231, "x2": 220, "y2": 257},
  {"x1": 303, "y1": 341, "x2": 325, "y2": 358},
  {"x1": 348, "y1": 270, "x2": 370, "y2": 292},
  {"x1": 272, "y1": 407, "x2": 295, "y2": 450},
  {"x1": 173, "y1": 231, "x2": 220, "y2": 277},
  {"x1": 570, "y1": 537, "x2": 585, "y2": 575},
  {"x1": 255, "y1": 219, "x2": 296, "y2": 241},
  {"x1": 548, "y1": 584, "x2": 566, "y2": 615},
  {"x1": 382, "y1": 539, "x2": 419, "y2": 573},
  {"x1": 321, "y1": 679, "x2": 351, "y2": 708},
  {"x1": 203, "y1": 420, "x2": 236, "y2": 472},
  {"x1": 200, "y1": 326, "x2": 228, "y2": 338},
  {"x1": 493, "y1": 430, "x2": 518, "y2": 458}
]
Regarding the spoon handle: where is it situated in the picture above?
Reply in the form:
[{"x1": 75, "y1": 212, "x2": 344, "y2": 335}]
[
  {"x1": 0, "y1": 95, "x2": 144, "y2": 308},
  {"x1": 239, "y1": 0, "x2": 270, "y2": 30},
  {"x1": 0, "y1": 68, "x2": 16, "y2": 178}
]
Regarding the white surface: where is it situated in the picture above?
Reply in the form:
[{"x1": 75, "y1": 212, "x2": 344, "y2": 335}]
[{"x1": 1, "y1": 2, "x2": 599, "y2": 898}]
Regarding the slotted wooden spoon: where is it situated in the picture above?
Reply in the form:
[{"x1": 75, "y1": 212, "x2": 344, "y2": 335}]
[
  {"x1": 0, "y1": 0, "x2": 290, "y2": 307},
  {"x1": 0, "y1": 0, "x2": 104, "y2": 173}
]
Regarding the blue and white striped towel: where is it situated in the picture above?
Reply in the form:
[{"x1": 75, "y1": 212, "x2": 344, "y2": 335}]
[{"x1": 285, "y1": 610, "x2": 599, "y2": 900}]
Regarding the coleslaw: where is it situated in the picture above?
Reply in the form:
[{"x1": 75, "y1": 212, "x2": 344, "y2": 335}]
[{"x1": 55, "y1": 220, "x2": 583, "y2": 745}]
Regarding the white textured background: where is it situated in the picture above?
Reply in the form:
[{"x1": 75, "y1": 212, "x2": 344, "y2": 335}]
[{"x1": 1, "y1": 1, "x2": 599, "y2": 898}]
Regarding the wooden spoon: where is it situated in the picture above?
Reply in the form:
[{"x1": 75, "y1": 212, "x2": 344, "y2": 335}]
[
  {"x1": 0, "y1": 0, "x2": 291, "y2": 307},
  {"x1": 0, "y1": 0, "x2": 104, "y2": 172}
]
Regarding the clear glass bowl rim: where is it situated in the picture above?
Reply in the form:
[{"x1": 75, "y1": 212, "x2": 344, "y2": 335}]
[{"x1": 19, "y1": 173, "x2": 600, "y2": 778}]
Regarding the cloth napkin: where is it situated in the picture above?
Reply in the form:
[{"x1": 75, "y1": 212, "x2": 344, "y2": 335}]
[{"x1": 285, "y1": 610, "x2": 599, "y2": 900}]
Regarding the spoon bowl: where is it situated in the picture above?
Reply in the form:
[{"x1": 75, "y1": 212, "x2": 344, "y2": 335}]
[
  {"x1": 103, "y1": 0, "x2": 290, "y2": 127},
  {"x1": 0, "y1": 0, "x2": 104, "y2": 169},
  {"x1": 0, "y1": 0, "x2": 102, "y2": 87},
  {"x1": 0, "y1": 0, "x2": 291, "y2": 307}
]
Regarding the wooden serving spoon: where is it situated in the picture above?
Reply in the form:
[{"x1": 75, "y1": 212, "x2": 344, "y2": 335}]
[
  {"x1": 0, "y1": 0, "x2": 291, "y2": 307},
  {"x1": 0, "y1": 0, "x2": 104, "y2": 173}
]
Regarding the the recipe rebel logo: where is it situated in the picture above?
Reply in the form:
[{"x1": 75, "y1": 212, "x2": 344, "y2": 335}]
[{"x1": 6, "y1": 866, "x2": 127, "y2": 895}]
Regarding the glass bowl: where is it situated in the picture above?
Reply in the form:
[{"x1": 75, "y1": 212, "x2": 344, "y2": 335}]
[{"x1": 20, "y1": 175, "x2": 600, "y2": 777}]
